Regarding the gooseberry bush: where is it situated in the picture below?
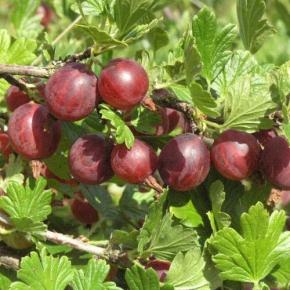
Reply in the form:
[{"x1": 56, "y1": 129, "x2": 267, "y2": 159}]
[{"x1": 0, "y1": 0, "x2": 290, "y2": 289}]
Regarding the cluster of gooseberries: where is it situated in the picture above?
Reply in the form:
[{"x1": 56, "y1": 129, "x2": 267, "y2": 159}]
[{"x1": 3, "y1": 58, "x2": 290, "y2": 216}]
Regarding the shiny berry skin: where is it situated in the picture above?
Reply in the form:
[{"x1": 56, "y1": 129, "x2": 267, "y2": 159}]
[
  {"x1": 211, "y1": 130, "x2": 261, "y2": 181},
  {"x1": 70, "y1": 192, "x2": 99, "y2": 224},
  {"x1": 111, "y1": 139, "x2": 158, "y2": 183},
  {"x1": 45, "y1": 63, "x2": 99, "y2": 121},
  {"x1": 260, "y1": 137, "x2": 290, "y2": 189},
  {"x1": 6, "y1": 86, "x2": 30, "y2": 112},
  {"x1": 158, "y1": 134, "x2": 210, "y2": 191},
  {"x1": 98, "y1": 58, "x2": 149, "y2": 110},
  {"x1": 8, "y1": 103, "x2": 61, "y2": 159},
  {"x1": 0, "y1": 133, "x2": 13, "y2": 158},
  {"x1": 69, "y1": 135, "x2": 114, "y2": 184},
  {"x1": 36, "y1": 3, "x2": 54, "y2": 27},
  {"x1": 163, "y1": 107, "x2": 190, "y2": 134},
  {"x1": 155, "y1": 108, "x2": 169, "y2": 136},
  {"x1": 253, "y1": 129, "x2": 277, "y2": 147},
  {"x1": 145, "y1": 260, "x2": 171, "y2": 282},
  {"x1": 281, "y1": 190, "x2": 290, "y2": 206}
]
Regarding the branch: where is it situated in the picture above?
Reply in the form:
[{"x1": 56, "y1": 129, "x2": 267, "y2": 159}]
[
  {"x1": 151, "y1": 89, "x2": 198, "y2": 133},
  {"x1": 0, "y1": 211, "x2": 124, "y2": 263},
  {"x1": 0, "y1": 74, "x2": 27, "y2": 91},
  {"x1": 62, "y1": 47, "x2": 93, "y2": 63},
  {"x1": 0, "y1": 244, "x2": 20, "y2": 270},
  {"x1": 151, "y1": 89, "x2": 214, "y2": 147},
  {"x1": 44, "y1": 230, "x2": 107, "y2": 257},
  {"x1": 0, "y1": 64, "x2": 52, "y2": 78}
]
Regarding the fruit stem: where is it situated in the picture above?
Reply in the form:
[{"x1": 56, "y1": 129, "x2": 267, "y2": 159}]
[
  {"x1": 144, "y1": 175, "x2": 163, "y2": 195},
  {"x1": 205, "y1": 119, "x2": 220, "y2": 129}
]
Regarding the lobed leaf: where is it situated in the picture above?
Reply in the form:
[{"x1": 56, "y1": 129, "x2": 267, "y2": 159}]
[
  {"x1": 237, "y1": 0, "x2": 275, "y2": 54},
  {"x1": 211, "y1": 202, "x2": 290, "y2": 284},
  {"x1": 192, "y1": 7, "x2": 236, "y2": 82},
  {"x1": 9, "y1": 249, "x2": 73, "y2": 290},
  {"x1": 0, "y1": 177, "x2": 52, "y2": 234}
]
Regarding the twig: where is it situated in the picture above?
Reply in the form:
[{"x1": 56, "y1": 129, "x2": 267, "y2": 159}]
[
  {"x1": 0, "y1": 211, "x2": 121, "y2": 261},
  {"x1": 151, "y1": 89, "x2": 198, "y2": 133},
  {"x1": 0, "y1": 245, "x2": 20, "y2": 270},
  {"x1": 0, "y1": 64, "x2": 52, "y2": 78},
  {"x1": 63, "y1": 47, "x2": 93, "y2": 63},
  {"x1": 0, "y1": 74, "x2": 27, "y2": 91},
  {"x1": 44, "y1": 231, "x2": 107, "y2": 257}
]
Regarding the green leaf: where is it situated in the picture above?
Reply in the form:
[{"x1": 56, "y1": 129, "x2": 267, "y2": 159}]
[
  {"x1": 275, "y1": 0, "x2": 290, "y2": 35},
  {"x1": 119, "y1": 185, "x2": 155, "y2": 223},
  {"x1": 0, "y1": 177, "x2": 52, "y2": 234},
  {"x1": 71, "y1": 0, "x2": 105, "y2": 15},
  {"x1": 272, "y1": 60, "x2": 290, "y2": 104},
  {"x1": 80, "y1": 184, "x2": 119, "y2": 220},
  {"x1": 192, "y1": 7, "x2": 236, "y2": 82},
  {"x1": 0, "y1": 29, "x2": 11, "y2": 61},
  {"x1": 77, "y1": 25, "x2": 127, "y2": 47},
  {"x1": 237, "y1": 0, "x2": 275, "y2": 54},
  {"x1": 62, "y1": 122, "x2": 85, "y2": 144},
  {"x1": 71, "y1": 259, "x2": 122, "y2": 290},
  {"x1": 213, "y1": 50, "x2": 257, "y2": 99},
  {"x1": 138, "y1": 196, "x2": 200, "y2": 260},
  {"x1": 169, "y1": 84, "x2": 192, "y2": 104},
  {"x1": 110, "y1": 230, "x2": 139, "y2": 250},
  {"x1": 7, "y1": 38, "x2": 37, "y2": 65},
  {"x1": 189, "y1": 81, "x2": 219, "y2": 117},
  {"x1": 208, "y1": 180, "x2": 231, "y2": 232},
  {"x1": 125, "y1": 265, "x2": 160, "y2": 290},
  {"x1": 130, "y1": 107, "x2": 161, "y2": 135},
  {"x1": 271, "y1": 256, "x2": 290, "y2": 289},
  {"x1": 170, "y1": 200, "x2": 203, "y2": 228},
  {"x1": 0, "y1": 155, "x2": 24, "y2": 192},
  {"x1": 124, "y1": 19, "x2": 162, "y2": 43},
  {"x1": 11, "y1": 0, "x2": 42, "y2": 39},
  {"x1": 183, "y1": 33, "x2": 201, "y2": 84},
  {"x1": 0, "y1": 270, "x2": 12, "y2": 290},
  {"x1": 211, "y1": 202, "x2": 290, "y2": 284},
  {"x1": 44, "y1": 135, "x2": 71, "y2": 180},
  {"x1": 114, "y1": 0, "x2": 153, "y2": 35},
  {"x1": 0, "y1": 79, "x2": 9, "y2": 101},
  {"x1": 0, "y1": 29, "x2": 37, "y2": 65},
  {"x1": 100, "y1": 104, "x2": 135, "y2": 148},
  {"x1": 9, "y1": 249, "x2": 73, "y2": 290},
  {"x1": 165, "y1": 250, "x2": 211, "y2": 290},
  {"x1": 220, "y1": 74, "x2": 275, "y2": 132},
  {"x1": 147, "y1": 27, "x2": 169, "y2": 51},
  {"x1": 282, "y1": 123, "x2": 290, "y2": 143}
]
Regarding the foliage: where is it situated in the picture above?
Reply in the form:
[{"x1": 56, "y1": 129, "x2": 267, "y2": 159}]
[{"x1": 0, "y1": 0, "x2": 289, "y2": 289}]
